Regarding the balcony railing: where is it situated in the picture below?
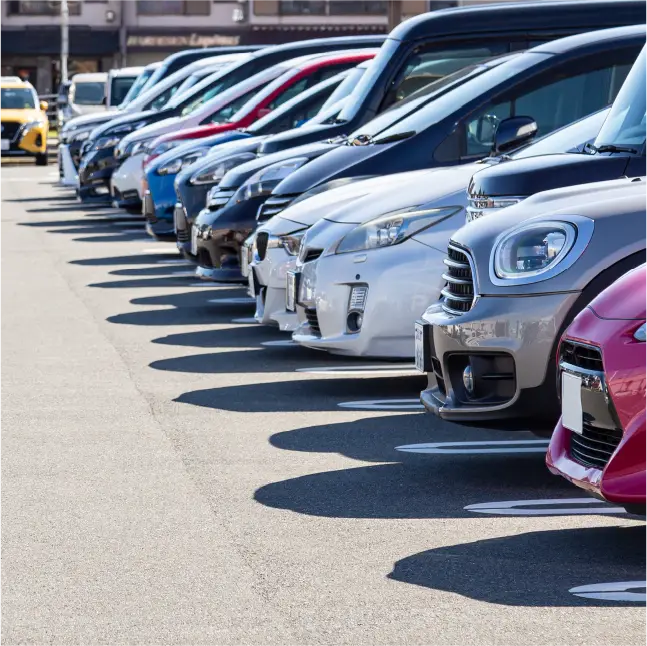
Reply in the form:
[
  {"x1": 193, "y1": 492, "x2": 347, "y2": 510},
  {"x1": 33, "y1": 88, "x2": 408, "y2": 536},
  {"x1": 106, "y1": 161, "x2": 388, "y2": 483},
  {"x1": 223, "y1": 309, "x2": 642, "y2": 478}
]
[
  {"x1": 135, "y1": 1, "x2": 211, "y2": 15},
  {"x1": 253, "y1": 1, "x2": 390, "y2": 16},
  {"x1": 7, "y1": 1, "x2": 82, "y2": 15}
]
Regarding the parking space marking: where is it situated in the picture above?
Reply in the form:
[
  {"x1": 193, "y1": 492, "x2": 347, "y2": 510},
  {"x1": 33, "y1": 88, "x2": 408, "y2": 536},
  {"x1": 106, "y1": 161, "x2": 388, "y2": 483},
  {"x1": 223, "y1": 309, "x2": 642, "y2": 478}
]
[
  {"x1": 141, "y1": 248, "x2": 180, "y2": 255},
  {"x1": 171, "y1": 270, "x2": 196, "y2": 277},
  {"x1": 296, "y1": 364, "x2": 416, "y2": 375},
  {"x1": 231, "y1": 317, "x2": 258, "y2": 324},
  {"x1": 208, "y1": 297, "x2": 255, "y2": 304},
  {"x1": 261, "y1": 340, "x2": 296, "y2": 347},
  {"x1": 396, "y1": 439, "x2": 549, "y2": 454},
  {"x1": 464, "y1": 498, "x2": 624, "y2": 516},
  {"x1": 569, "y1": 581, "x2": 647, "y2": 603},
  {"x1": 338, "y1": 398, "x2": 424, "y2": 410},
  {"x1": 156, "y1": 259, "x2": 193, "y2": 265},
  {"x1": 190, "y1": 282, "x2": 236, "y2": 287}
]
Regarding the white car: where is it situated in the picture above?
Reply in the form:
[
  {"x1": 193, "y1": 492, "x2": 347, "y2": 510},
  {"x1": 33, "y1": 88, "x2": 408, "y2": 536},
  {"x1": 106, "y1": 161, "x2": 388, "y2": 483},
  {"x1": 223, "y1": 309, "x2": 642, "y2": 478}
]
[
  {"x1": 110, "y1": 151, "x2": 147, "y2": 210},
  {"x1": 245, "y1": 172, "x2": 422, "y2": 330},
  {"x1": 287, "y1": 108, "x2": 610, "y2": 358}
]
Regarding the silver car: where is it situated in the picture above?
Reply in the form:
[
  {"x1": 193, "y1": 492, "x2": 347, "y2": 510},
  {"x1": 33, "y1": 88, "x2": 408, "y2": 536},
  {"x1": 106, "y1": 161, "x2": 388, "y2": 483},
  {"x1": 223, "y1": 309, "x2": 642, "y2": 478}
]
[{"x1": 416, "y1": 177, "x2": 645, "y2": 433}]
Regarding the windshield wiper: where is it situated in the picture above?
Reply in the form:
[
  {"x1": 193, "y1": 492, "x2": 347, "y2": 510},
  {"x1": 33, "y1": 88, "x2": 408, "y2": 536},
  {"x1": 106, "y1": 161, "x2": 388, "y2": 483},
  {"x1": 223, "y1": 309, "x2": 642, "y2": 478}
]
[{"x1": 584, "y1": 142, "x2": 638, "y2": 155}]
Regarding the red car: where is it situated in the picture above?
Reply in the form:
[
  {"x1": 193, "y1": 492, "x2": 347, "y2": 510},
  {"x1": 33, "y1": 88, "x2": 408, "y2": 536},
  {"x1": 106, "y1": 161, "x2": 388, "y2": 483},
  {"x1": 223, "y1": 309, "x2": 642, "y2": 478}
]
[
  {"x1": 144, "y1": 50, "x2": 375, "y2": 163},
  {"x1": 546, "y1": 265, "x2": 646, "y2": 515}
]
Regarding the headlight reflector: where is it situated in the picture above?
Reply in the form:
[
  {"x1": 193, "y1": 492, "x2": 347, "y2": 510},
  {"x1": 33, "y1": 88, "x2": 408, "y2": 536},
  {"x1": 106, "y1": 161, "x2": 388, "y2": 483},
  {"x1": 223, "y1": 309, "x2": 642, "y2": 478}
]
[
  {"x1": 266, "y1": 229, "x2": 307, "y2": 256},
  {"x1": 157, "y1": 150, "x2": 207, "y2": 175},
  {"x1": 243, "y1": 157, "x2": 309, "y2": 201},
  {"x1": 335, "y1": 206, "x2": 460, "y2": 255},
  {"x1": 493, "y1": 221, "x2": 576, "y2": 280},
  {"x1": 95, "y1": 135, "x2": 120, "y2": 150},
  {"x1": 189, "y1": 152, "x2": 256, "y2": 186}
]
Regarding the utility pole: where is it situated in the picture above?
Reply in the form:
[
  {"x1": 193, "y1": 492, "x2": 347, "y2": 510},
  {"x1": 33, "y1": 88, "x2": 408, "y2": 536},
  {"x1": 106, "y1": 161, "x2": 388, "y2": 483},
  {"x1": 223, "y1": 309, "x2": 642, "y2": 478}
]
[
  {"x1": 387, "y1": 0, "x2": 403, "y2": 32},
  {"x1": 61, "y1": 0, "x2": 69, "y2": 83}
]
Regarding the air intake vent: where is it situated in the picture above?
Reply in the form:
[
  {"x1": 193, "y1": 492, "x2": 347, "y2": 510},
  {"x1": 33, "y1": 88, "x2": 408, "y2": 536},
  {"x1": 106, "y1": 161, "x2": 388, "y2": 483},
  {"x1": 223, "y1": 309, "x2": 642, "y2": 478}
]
[{"x1": 441, "y1": 244, "x2": 475, "y2": 315}]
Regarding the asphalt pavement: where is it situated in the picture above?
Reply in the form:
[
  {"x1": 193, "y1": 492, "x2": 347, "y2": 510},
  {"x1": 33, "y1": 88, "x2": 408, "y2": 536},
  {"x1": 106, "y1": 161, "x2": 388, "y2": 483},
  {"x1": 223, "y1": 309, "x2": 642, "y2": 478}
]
[{"x1": 2, "y1": 164, "x2": 645, "y2": 645}]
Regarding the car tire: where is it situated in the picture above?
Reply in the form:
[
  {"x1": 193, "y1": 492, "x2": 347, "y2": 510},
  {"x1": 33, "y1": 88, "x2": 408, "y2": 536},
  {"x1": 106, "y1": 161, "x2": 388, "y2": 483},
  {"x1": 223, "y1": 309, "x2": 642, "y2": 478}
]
[{"x1": 35, "y1": 152, "x2": 49, "y2": 166}]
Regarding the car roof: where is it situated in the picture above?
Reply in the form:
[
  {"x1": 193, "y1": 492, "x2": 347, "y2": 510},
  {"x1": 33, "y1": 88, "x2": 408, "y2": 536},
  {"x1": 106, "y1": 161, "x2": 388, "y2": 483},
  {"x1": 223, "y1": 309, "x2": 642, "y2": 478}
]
[
  {"x1": 391, "y1": 1, "x2": 645, "y2": 41},
  {"x1": 1, "y1": 81, "x2": 33, "y2": 89},
  {"x1": 110, "y1": 67, "x2": 144, "y2": 77},
  {"x1": 530, "y1": 23, "x2": 646, "y2": 54},
  {"x1": 249, "y1": 35, "x2": 385, "y2": 59},
  {"x1": 282, "y1": 49, "x2": 379, "y2": 71}
]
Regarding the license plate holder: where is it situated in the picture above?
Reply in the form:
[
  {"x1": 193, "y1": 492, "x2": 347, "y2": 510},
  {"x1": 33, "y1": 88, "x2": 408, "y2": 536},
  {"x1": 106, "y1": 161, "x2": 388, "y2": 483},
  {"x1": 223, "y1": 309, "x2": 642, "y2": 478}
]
[
  {"x1": 143, "y1": 192, "x2": 154, "y2": 217},
  {"x1": 414, "y1": 320, "x2": 432, "y2": 373},
  {"x1": 286, "y1": 270, "x2": 300, "y2": 312},
  {"x1": 561, "y1": 372, "x2": 583, "y2": 434},
  {"x1": 173, "y1": 203, "x2": 186, "y2": 232},
  {"x1": 1, "y1": 139, "x2": 9, "y2": 151}
]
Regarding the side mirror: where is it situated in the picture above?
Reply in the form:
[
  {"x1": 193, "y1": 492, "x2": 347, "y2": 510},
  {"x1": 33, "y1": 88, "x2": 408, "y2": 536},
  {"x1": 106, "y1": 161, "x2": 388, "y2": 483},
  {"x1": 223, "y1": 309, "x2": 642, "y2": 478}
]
[
  {"x1": 257, "y1": 107, "x2": 272, "y2": 119},
  {"x1": 492, "y1": 116, "x2": 537, "y2": 155},
  {"x1": 39, "y1": 100, "x2": 49, "y2": 112}
]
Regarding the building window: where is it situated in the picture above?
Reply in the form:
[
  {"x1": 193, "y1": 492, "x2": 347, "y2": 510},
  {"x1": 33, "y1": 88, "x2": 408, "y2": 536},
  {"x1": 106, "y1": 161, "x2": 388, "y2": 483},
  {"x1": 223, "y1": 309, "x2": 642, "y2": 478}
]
[
  {"x1": 253, "y1": 0, "x2": 390, "y2": 16},
  {"x1": 7, "y1": 1, "x2": 81, "y2": 15},
  {"x1": 136, "y1": 1, "x2": 211, "y2": 15}
]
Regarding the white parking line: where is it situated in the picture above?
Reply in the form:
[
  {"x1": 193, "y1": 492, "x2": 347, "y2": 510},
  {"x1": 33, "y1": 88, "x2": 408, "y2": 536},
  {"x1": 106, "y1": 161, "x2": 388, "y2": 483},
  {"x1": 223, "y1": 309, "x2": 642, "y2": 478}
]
[
  {"x1": 569, "y1": 581, "x2": 647, "y2": 602},
  {"x1": 190, "y1": 282, "x2": 235, "y2": 287},
  {"x1": 261, "y1": 340, "x2": 297, "y2": 347},
  {"x1": 171, "y1": 271, "x2": 196, "y2": 277},
  {"x1": 141, "y1": 248, "x2": 180, "y2": 255},
  {"x1": 396, "y1": 439, "x2": 549, "y2": 454},
  {"x1": 208, "y1": 297, "x2": 254, "y2": 305},
  {"x1": 296, "y1": 364, "x2": 417, "y2": 375},
  {"x1": 156, "y1": 259, "x2": 192, "y2": 265},
  {"x1": 464, "y1": 498, "x2": 624, "y2": 516},
  {"x1": 338, "y1": 398, "x2": 424, "y2": 410}
]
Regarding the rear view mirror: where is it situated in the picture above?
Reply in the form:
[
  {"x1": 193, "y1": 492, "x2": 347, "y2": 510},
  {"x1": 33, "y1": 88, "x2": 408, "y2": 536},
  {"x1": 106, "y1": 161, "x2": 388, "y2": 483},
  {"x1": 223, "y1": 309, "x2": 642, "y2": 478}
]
[{"x1": 492, "y1": 116, "x2": 537, "y2": 155}]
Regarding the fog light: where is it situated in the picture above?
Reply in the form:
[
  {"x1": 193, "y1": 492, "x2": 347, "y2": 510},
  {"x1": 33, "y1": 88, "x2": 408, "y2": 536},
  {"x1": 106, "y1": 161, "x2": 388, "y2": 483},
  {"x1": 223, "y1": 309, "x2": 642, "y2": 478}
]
[
  {"x1": 347, "y1": 311, "x2": 363, "y2": 332},
  {"x1": 463, "y1": 365, "x2": 474, "y2": 395}
]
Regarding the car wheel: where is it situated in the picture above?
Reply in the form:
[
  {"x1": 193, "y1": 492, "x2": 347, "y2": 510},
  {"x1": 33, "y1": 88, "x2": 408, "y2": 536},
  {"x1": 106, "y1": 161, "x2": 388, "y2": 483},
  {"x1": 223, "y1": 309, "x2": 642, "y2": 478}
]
[{"x1": 35, "y1": 152, "x2": 49, "y2": 166}]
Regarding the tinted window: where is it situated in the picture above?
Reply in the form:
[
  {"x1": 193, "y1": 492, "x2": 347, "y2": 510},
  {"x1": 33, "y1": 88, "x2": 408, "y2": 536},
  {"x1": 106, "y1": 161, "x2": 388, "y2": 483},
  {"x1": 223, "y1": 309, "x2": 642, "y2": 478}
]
[
  {"x1": 462, "y1": 49, "x2": 638, "y2": 158},
  {"x1": 202, "y1": 84, "x2": 271, "y2": 124},
  {"x1": 337, "y1": 39, "x2": 508, "y2": 122},
  {"x1": 119, "y1": 69, "x2": 153, "y2": 106},
  {"x1": 110, "y1": 77, "x2": 134, "y2": 106},
  {"x1": 1, "y1": 87, "x2": 36, "y2": 109},
  {"x1": 320, "y1": 65, "x2": 366, "y2": 112},
  {"x1": 146, "y1": 79, "x2": 184, "y2": 111},
  {"x1": 72, "y1": 82, "x2": 105, "y2": 105}
]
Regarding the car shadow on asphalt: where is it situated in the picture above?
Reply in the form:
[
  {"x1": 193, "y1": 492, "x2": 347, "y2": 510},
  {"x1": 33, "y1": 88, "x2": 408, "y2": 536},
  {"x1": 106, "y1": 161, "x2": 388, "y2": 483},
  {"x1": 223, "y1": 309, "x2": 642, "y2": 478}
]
[
  {"x1": 71, "y1": 253, "x2": 181, "y2": 267},
  {"x1": 253, "y1": 419, "x2": 578, "y2": 520},
  {"x1": 7, "y1": 195, "x2": 77, "y2": 203},
  {"x1": 175, "y1": 374, "x2": 426, "y2": 406},
  {"x1": 26, "y1": 205, "x2": 113, "y2": 213},
  {"x1": 108, "y1": 265, "x2": 203, "y2": 277},
  {"x1": 72, "y1": 231, "x2": 149, "y2": 243},
  {"x1": 389, "y1": 525, "x2": 646, "y2": 606},
  {"x1": 153, "y1": 324, "x2": 287, "y2": 348},
  {"x1": 18, "y1": 216, "x2": 143, "y2": 228}
]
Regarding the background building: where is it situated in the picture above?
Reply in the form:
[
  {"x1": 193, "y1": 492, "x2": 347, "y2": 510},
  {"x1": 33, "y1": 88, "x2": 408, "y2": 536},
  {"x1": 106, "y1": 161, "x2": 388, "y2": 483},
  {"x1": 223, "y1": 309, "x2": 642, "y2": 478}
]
[{"x1": 2, "y1": 0, "x2": 508, "y2": 94}]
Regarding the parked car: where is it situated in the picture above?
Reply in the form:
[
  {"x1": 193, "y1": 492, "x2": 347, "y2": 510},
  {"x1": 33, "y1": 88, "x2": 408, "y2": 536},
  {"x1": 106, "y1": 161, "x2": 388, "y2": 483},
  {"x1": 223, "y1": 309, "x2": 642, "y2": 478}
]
[
  {"x1": 107, "y1": 67, "x2": 144, "y2": 109},
  {"x1": 546, "y1": 265, "x2": 646, "y2": 515},
  {"x1": 116, "y1": 62, "x2": 161, "y2": 109},
  {"x1": 250, "y1": 108, "x2": 608, "y2": 346},
  {"x1": 192, "y1": 25, "x2": 644, "y2": 282},
  {"x1": 1, "y1": 78, "x2": 49, "y2": 165},
  {"x1": 138, "y1": 51, "x2": 376, "y2": 236},
  {"x1": 76, "y1": 36, "x2": 385, "y2": 203},
  {"x1": 132, "y1": 63, "x2": 366, "y2": 223},
  {"x1": 416, "y1": 177, "x2": 645, "y2": 434}
]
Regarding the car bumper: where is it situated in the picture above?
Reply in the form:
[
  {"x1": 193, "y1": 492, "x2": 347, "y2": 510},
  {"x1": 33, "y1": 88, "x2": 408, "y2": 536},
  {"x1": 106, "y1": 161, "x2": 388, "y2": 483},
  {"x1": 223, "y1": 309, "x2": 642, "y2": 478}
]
[
  {"x1": 293, "y1": 241, "x2": 445, "y2": 358},
  {"x1": 2, "y1": 124, "x2": 47, "y2": 156},
  {"x1": 111, "y1": 152, "x2": 145, "y2": 207},
  {"x1": 418, "y1": 291, "x2": 580, "y2": 427},
  {"x1": 147, "y1": 169, "x2": 178, "y2": 225},
  {"x1": 78, "y1": 146, "x2": 119, "y2": 202},
  {"x1": 58, "y1": 144, "x2": 79, "y2": 188}
]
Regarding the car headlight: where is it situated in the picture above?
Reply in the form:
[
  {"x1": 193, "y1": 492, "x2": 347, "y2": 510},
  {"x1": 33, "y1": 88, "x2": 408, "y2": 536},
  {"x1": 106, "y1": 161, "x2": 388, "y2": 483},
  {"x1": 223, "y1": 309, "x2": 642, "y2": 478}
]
[
  {"x1": 266, "y1": 229, "x2": 307, "y2": 256},
  {"x1": 157, "y1": 150, "x2": 207, "y2": 176},
  {"x1": 151, "y1": 140, "x2": 182, "y2": 158},
  {"x1": 491, "y1": 220, "x2": 589, "y2": 284},
  {"x1": 466, "y1": 195, "x2": 525, "y2": 223},
  {"x1": 22, "y1": 120, "x2": 45, "y2": 131},
  {"x1": 634, "y1": 323, "x2": 646, "y2": 342},
  {"x1": 335, "y1": 206, "x2": 461, "y2": 255},
  {"x1": 243, "y1": 157, "x2": 309, "y2": 200},
  {"x1": 95, "y1": 135, "x2": 121, "y2": 150},
  {"x1": 189, "y1": 152, "x2": 256, "y2": 186},
  {"x1": 111, "y1": 120, "x2": 146, "y2": 135}
]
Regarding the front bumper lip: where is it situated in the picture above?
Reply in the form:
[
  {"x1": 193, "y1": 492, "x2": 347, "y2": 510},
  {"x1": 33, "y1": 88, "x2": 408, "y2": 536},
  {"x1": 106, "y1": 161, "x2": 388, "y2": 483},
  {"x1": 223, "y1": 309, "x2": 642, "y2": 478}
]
[{"x1": 419, "y1": 291, "x2": 580, "y2": 425}]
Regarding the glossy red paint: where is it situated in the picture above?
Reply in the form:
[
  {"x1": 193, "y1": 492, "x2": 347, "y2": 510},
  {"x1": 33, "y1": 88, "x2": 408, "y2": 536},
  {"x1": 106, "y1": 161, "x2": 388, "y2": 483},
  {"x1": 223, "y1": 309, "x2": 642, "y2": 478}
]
[
  {"x1": 147, "y1": 51, "x2": 375, "y2": 152},
  {"x1": 547, "y1": 265, "x2": 646, "y2": 510}
]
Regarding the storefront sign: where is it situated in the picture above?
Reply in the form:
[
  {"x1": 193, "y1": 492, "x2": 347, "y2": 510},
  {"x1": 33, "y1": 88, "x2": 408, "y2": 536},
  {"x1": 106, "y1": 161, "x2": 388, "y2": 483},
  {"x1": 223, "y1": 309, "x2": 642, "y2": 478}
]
[{"x1": 126, "y1": 33, "x2": 240, "y2": 49}]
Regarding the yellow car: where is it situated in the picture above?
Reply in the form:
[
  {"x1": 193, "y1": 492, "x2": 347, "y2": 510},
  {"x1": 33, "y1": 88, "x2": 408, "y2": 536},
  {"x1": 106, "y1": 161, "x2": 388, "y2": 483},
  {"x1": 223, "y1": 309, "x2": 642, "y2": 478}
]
[{"x1": 1, "y1": 80, "x2": 49, "y2": 165}]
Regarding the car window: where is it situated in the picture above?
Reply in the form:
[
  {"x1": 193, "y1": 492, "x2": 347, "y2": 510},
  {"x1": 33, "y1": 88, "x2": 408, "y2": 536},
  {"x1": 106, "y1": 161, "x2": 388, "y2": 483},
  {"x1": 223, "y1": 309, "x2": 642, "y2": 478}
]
[
  {"x1": 202, "y1": 84, "x2": 271, "y2": 125},
  {"x1": 461, "y1": 48, "x2": 639, "y2": 159},
  {"x1": 146, "y1": 80, "x2": 184, "y2": 111},
  {"x1": 267, "y1": 77, "x2": 310, "y2": 111},
  {"x1": 110, "y1": 77, "x2": 134, "y2": 106},
  {"x1": 1, "y1": 87, "x2": 36, "y2": 109},
  {"x1": 72, "y1": 82, "x2": 105, "y2": 105}
]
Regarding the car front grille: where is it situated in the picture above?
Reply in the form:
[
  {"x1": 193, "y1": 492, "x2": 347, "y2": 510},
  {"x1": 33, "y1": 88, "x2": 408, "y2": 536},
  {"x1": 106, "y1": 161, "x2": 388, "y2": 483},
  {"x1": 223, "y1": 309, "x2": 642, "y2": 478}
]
[
  {"x1": 304, "y1": 308, "x2": 321, "y2": 336},
  {"x1": 570, "y1": 423, "x2": 623, "y2": 471},
  {"x1": 177, "y1": 227, "x2": 190, "y2": 243},
  {"x1": 207, "y1": 188, "x2": 236, "y2": 212},
  {"x1": 1, "y1": 121, "x2": 22, "y2": 141},
  {"x1": 560, "y1": 340, "x2": 604, "y2": 372},
  {"x1": 256, "y1": 231, "x2": 269, "y2": 261},
  {"x1": 257, "y1": 194, "x2": 298, "y2": 222},
  {"x1": 441, "y1": 244, "x2": 475, "y2": 315}
]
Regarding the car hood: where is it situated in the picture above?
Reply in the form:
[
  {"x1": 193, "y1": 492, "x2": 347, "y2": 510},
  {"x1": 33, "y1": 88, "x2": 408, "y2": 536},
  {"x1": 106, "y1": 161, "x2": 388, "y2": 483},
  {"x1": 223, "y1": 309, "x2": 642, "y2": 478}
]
[
  {"x1": 1, "y1": 108, "x2": 45, "y2": 123},
  {"x1": 451, "y1": 177, "x2": 646, "y2": 296},
  {"x1": 588, "y1": 264, "x2": 646, "y2": 320},
  {"x1": 219, "y1": 140, "x2": 339, "y2": 190},
  {"x1": 123, "y1": 116, "x2": 182, "y2": 145},
  {"x1": 90, "y1": 109, "x2": 157, "y2": 139},
  {"x1": 275, "y1": 141, "x2": 398, "y2": 195},
  {"x1": 258, "y1": 122, "x2": 342, "y2": 155},
  {"x1": 62, "y1": 110, "x2": 118, "y2": 132}
]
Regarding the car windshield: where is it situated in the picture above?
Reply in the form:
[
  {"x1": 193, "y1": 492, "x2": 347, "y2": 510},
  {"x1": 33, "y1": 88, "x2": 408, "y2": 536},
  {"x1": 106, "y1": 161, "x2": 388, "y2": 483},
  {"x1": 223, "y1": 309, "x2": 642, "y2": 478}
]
[
  {"x1": 1, "y1": 87, "x2": 36, "y2": 109},
  {"x1": 319, "y1": 65, "x2": 367, "y2": 113},
  {"x1": 225, "y1": 69, "x2": 292, "y2": 123},
  {"x1": 593, "y1": 46, "x2": 646, "y2": 151},
  {"x1": 72, "y1": 82, "x2": 105, "y2": 105},
  {"x1": 110, "y1": 77, "x2": 134, "y2": 106},
  {"x1": 174, "y1": 70, "x2": 213, "y2": 97},
  {"x1": 336, "y1": 39, "x2": 507, "y2": 123},
  {"x1": 119, "y1": 69, "x2": 153, "y2": 107},
  {"x1": 345, "y1": 60, "x2": 503, "y2": 142},
  {"x1": 512, "y1": 107, "x2": 610, "y2": 159},
  {"x1": 363, "y1": 53, "x2": 545, "y2": 144}
]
